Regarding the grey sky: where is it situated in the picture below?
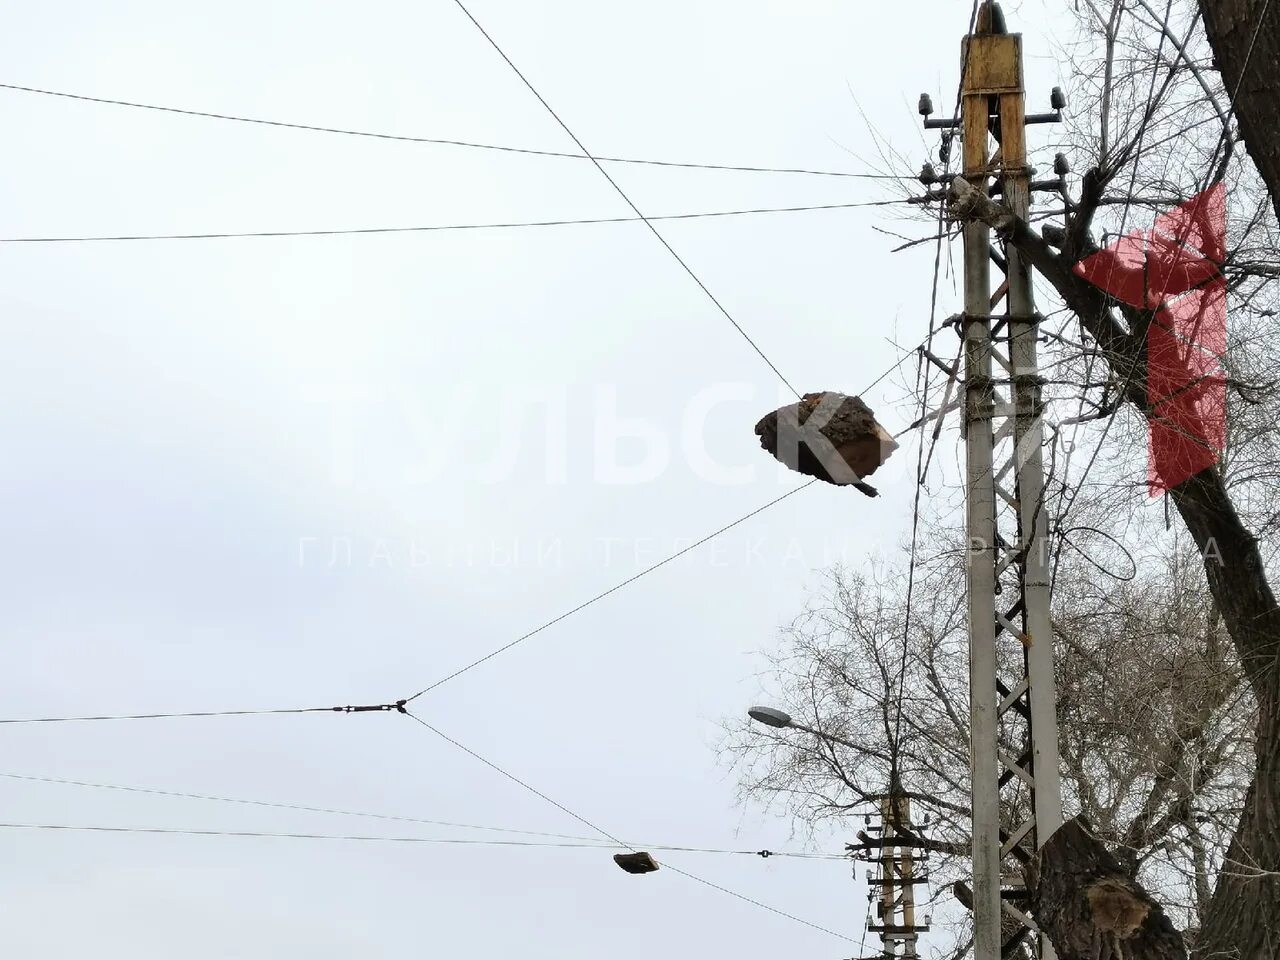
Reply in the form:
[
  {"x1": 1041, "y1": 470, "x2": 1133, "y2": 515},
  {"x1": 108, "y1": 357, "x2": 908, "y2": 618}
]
[{"x1": 0, "y1": 2, "x2": 1071, "y2": 957}]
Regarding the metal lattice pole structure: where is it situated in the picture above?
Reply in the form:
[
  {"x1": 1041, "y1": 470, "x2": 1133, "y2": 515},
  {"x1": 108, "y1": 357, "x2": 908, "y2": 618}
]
[{"x1": 935, "y1": 5, "x2": 1066, "y2": 957}]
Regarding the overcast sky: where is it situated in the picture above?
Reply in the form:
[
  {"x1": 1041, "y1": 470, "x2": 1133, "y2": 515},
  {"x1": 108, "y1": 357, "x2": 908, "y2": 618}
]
[{"x1": 0, "y1": 2, "x2": 1071, "y2": 957}]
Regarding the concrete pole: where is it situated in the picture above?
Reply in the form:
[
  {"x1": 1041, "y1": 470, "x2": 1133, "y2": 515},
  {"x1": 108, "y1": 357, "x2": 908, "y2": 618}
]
[{"x1": 960, "y1": 32, "x2": 1003, "y2": 960}]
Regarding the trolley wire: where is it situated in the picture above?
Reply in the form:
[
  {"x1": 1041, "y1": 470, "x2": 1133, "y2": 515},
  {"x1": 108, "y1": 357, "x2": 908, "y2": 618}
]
[
  {"x1": 404, "y1": 711, "x2": 856, "y2": 942},
  {"x1": 0, "y1": 82, "x2": 906, "y2": 181},
  {"x1": 444, "y1": 0, "x2": 802, "y2": 398},
  {"x1": 0, "y1": 200, "x2": 908, "y2": 244}
]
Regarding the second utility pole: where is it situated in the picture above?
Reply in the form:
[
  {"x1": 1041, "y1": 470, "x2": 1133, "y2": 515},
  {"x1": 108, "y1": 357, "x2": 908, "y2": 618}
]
[{"x1": 954, "y1": 4, "x2": 1064, "y2": 958}]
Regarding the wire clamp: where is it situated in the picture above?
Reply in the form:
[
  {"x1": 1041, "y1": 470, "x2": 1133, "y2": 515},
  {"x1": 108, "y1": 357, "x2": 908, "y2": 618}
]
[{"x1": 335, "y1": 701, "x2": 409, "y2": 714}]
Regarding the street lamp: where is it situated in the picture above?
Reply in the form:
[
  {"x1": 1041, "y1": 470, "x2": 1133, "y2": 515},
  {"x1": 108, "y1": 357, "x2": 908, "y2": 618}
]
[
  {"x1": 748, "y1": 706, "x2": 793, "y2": 728},
  {"x1": 613, "y1": 851, "x2": 659, "y2": 875},
  {"x1": 748, "y1": 706, "x2": 864, "y2": 753}
]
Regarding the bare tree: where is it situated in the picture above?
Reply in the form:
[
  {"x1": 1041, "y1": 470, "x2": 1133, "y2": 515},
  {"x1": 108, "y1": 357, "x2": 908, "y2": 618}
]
[{"x1": 725, "y1": 518, "x2": 1252, "y2": 954}]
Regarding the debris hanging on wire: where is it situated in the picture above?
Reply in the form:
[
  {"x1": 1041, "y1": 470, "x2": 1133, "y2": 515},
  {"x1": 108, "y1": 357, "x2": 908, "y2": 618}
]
[{"x1": 754, "y1": 392, "x2": 899, "y2": 497}]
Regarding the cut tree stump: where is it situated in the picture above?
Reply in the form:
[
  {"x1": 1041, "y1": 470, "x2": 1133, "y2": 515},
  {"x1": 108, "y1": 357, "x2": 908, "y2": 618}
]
[{"x1": 1034, "y1": 816, "x2": 1188, "y2": 960}]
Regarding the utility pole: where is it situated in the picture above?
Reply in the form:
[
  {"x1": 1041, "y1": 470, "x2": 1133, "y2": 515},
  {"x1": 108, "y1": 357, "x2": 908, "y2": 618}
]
[
  {"x1": 919, "y1": 4, "x2": 1065, "y2": 957},
  {"x1": 851, "y1": 783, "x2": 931, "y2": 960}
]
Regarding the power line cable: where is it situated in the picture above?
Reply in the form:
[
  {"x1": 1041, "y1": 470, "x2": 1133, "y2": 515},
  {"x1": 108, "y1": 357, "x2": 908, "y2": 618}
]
[
  {"x1": 1048, "y1": 2, "x2": 1254, "y2": 555},
  {"x1": 0, "y1": 200, "x2": 907, "y2": 244},
  {"x1": 883, "y1": 0, "x2": 978, "y2": 792},
  {"x1": 443, "y1": 0, "x2": 802, "y2": 397},
  {"x1": 405, "y1": 326, "x2": 941, "y2": 706},
  {"x1": 889, "y1": 235, "x2": 944, "y2": 788},
  {"x1": 4, "y1": 378, "x2": 905, "y2": 727},
  {"x1": 0, "y1": 337, "x2": 927, "y2": 730},
  {"x1": 658, "y1": 862, "x2": 855, "y2": 929},
  {"x1": 0, "y1": 771, "x2": 839, "y2": 858},
  {"x1": 0, "y1": 346, "x2": 934, "y2": 740},
  {"x1": 403, "y1": 711, "x2": 855, "y2": 941},
  {"x1": 0, "y1": 771, "x2": 602, "y2": 842},
  {"x1": 0, "y1": 822, "x2": 625, "y2": 846},
  {"x1": 404, "y1": 480, "x2": 817, "y2": 703},
  {"x1": 405, "y1": 712, "x2": 629, "y2": 845},
  {"x1": 0, "y1": 82, "x2": 907, "y2": 180},
  {"x1": 0, "y1": 704, "x2": 372, "y2": 725},
  {"x1": 0, "y1": 820, "x2": 832, "y2": 858}
]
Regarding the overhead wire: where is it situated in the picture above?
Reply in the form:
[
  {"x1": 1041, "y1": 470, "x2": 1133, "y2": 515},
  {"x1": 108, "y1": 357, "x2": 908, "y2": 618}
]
[
  {"x1": 0, "y1": 200, "x2": 909, "y2": 244},
  {"x1": 413, "y1": 323, "x2": 914, "y2": 719},
  {"x1": 0, "y1": 771, "x2": 841, "y2": 858},
  {"x1": 885, "y1": 0, "x2": 979, "y2": 793},
  {"x1": 0, "y1": 771, "x2": 603, "y2": 842},
  {"x1": 1047, "y1": 1, "x2": 1241, "y2": 594},
  {"x1": 5, "y1": 332, "x2": 923, "y2": 726},
  {"x1": 403, "y1": 480, "x2": 817, "y2": 703},
  {"x1": 0, "y1": 704, "x2": 351, "y2": 725},
  {"x1": 0, "y1": 82, "x2": 908, "y2": 180},
  {"x1": 0, "y1": 41, "x2": 950, "y2": 949},
  {"x1": 404, "y1": 712, "x2": 626, "y2": 845},
  {"x1": 15, "y1": 343, "x2": 927, "y2": 727},
  {"x1": 856, "y1": 887, "x2": 874, "y2": 960},
  {"x1": 400, "y1": 308, "x2": 943, "y2": 707},
  {"x1": 2, "y1": 485, "x2": 822, "y2": 728},
  {"x1": 0, "y1": 821, "x2": 834, "y2": 855},
  {"x1": 403, "y1": 711, "x2": 856, "y2": 942},
  {"x1": 442, "y1": 0, "x2": 803, "y2": 398},
  {"x1": 889, "y1": 236, "x2": 943, "y2": 788},
  {"x1": 1055, "y1": 0, "x2": 1261, "y2": 487},
  {"x1": 0, "y1": 822, "x2": 633, "y2": 847}
]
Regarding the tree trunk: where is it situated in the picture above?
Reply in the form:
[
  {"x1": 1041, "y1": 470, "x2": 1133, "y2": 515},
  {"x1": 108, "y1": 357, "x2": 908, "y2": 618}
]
[
  {"x1": 1190, "y1": 692, "x2": 1280, "y2": 960},
  {"x1": 950, "y1": 176, "x2": 1280, "y2": 960},
  {"x1": 1035, "y1": 817, "x2": 1187, "y2": 960},
  {"x1": 1198, "y1": 0, "x2": 1280, "y2": 223}
]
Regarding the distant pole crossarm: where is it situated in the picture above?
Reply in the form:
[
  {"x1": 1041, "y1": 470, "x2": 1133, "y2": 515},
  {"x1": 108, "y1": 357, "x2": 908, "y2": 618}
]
[{"x1": 849, "y1": 789, "x2": 933, "y2": 958}]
